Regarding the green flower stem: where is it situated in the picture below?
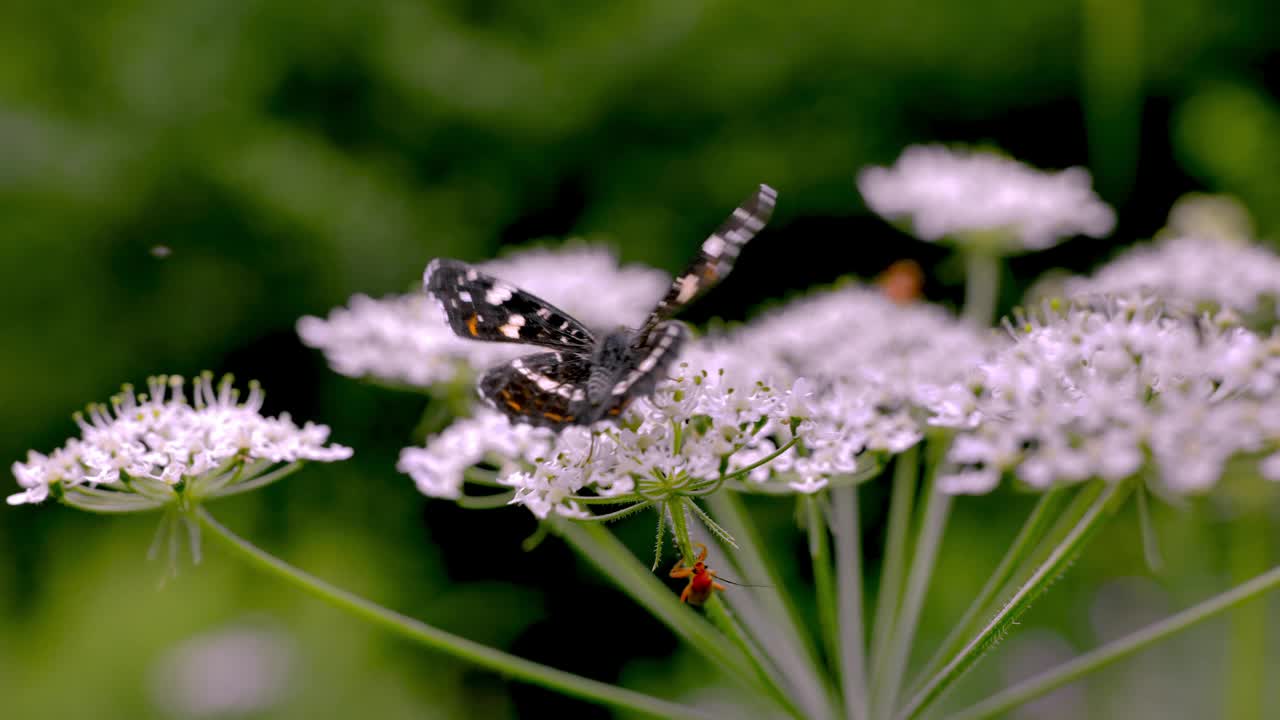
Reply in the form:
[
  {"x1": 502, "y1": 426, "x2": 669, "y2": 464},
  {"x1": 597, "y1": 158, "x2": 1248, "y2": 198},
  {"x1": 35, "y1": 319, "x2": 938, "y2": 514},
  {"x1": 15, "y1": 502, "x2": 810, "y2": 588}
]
[
  {"x1": 898, "y1": 479, "x2": 1133, "y2": 720},
  {"x1": 704, "y1": 595, "x2": 810, "y2": 720},
  {"x1": 869, "y1": 446, "x2": 918, "y2": 689},
  {"x1": 549, "y1": 518, "x2": 758, "y2": 684},
  {"x1": 1226, "y1": 514, "x2": 1267, "y2": 720},
  {"x1": 456, "y1": 491, "x2": 518, "y2": 510},
  {"x1": 195, "y1": 508, "x2": 708, "y2": 720},
  {"x1": 961, "y1": 249, "x2": 1000, "y2": 327},
  {"x1": 805, "y1": 495, "x2": 841, "y2": 683},
  {"x1": 210, "y1": 461, "x2": 303, "y2": 499},
  {"x1": 873, "y1": 463, "x2": 953, "y2": 719},
  {"x1": 949, "y1": 559, "x2": 1280, "y2": 720},
  {"x1": 708, "y1": 492, "x2": 840, "y2": 720},
  {"x1": 668, "y1": 497, "x2": 697, "y2": 562},
  {"x1": 909, "y1": 487, "x2": 1070, "y2": 695},
  {"x1": 832, "y1": 483, "x2": 870, "y2": 720}
]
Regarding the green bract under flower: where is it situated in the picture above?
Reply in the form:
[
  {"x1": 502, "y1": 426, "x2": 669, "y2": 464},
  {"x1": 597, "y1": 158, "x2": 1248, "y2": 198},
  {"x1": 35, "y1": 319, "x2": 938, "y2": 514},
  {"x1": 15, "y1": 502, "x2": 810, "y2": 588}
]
[{"x1": 9, "y1": 374, "x2": 352, "y2": 512}]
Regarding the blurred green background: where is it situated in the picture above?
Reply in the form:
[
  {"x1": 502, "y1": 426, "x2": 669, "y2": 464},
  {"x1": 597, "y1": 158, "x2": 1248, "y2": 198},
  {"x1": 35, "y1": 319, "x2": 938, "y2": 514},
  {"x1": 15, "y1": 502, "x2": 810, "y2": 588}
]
[{"x1": 3, "y1": 1, "x2": 1279, "y2": 718}]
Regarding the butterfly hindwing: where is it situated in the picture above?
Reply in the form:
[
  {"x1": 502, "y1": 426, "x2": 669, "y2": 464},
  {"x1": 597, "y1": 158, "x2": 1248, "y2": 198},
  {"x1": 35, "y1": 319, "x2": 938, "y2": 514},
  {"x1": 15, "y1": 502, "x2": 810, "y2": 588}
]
[
  {"x1": 425, "y1": 183, "x2": 775, "y2": 430},
  {"x1": 478, "y1": 351, "x2": 594, "y2": 429},
  {"x1": 641, "y1": 184, "x2": 777, "y2": 333},
  {"x1": 606, "y1": 321, "x2": 689, "y2": 414},
  {"x1": 425, "y1": 259, "x2": 595, "y2": 351}
]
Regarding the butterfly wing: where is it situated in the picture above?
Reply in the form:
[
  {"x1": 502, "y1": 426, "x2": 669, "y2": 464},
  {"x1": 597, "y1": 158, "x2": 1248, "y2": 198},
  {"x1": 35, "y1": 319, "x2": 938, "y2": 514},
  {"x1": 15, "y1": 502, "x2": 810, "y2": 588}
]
[
  {"x1": 640, "y1": 184, "x2": 777, "y2": 334},
  {"x1": 425, "y1": 259, "x2": 595, "y2": 351},
  {"x1": 595, "y1": 321, "x2": 690, "y2": 419},
  {"x1": 477, "y1": 351, "x2": 594, "y2": 429}
]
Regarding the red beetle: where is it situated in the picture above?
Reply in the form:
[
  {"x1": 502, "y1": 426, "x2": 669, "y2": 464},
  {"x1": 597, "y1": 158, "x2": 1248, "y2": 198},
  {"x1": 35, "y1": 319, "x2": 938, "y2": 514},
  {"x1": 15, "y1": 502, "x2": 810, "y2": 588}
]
[{"x1": 669, "y1": 542, "x2": 727, "y2": 605}]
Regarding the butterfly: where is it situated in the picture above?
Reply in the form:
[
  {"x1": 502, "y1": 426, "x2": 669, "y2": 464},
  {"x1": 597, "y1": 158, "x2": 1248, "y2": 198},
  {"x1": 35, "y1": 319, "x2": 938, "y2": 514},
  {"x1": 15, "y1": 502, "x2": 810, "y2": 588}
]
[{"x1": 425, "y1": 184, "x2": 776, "y2": 429}]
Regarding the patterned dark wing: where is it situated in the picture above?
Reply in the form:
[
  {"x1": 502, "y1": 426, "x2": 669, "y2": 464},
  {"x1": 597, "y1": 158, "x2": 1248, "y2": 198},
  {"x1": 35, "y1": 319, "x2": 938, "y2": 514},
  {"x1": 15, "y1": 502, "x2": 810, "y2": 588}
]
[
  {"x1": 425, "y1": 259, "x2": 595, "y2": 351},
  {"x1": 596, "y1": 321, "x2": 689, "y2": 419},
  {"x1": 639, "y1": 184, "x2": 777, "y2": 334},
  {"x1": 477, "y1": 352, "x2": 594, "y2": 429}
]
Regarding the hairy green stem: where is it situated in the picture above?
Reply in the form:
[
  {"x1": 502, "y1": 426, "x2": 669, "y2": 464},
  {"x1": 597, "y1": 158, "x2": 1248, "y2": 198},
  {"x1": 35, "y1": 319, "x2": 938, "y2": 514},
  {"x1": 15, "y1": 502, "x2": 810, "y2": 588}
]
[
  {"x1": 898, "y1": 479, "x2": 1132, "y2": 720},
  {"x1": 869, "y1": 446, "x2": 918, "y2": 692},
  {"x1": 832, "y1": 483, "x2": 870, "y2": 720},
  {"x1": 909, "y1": 487, "x2": 1069, "y2": 694},
  {"x1": 1226, "y1": 514, "x2": 1267, "y2": 720},
  {"x1": 195, "y1": 508, "x2": 709, "y2": 720},
  {"x1": 806, "y1": 495, "x2": 841, "y2": 681},
  {"x1": 704, "y1": 596, "x2": 809, "y2": 720},
  {"x1": 949, "y1": 560, "x2": 1280, "y2": 720},
  {"x1": 708, "y1": 492, "x2": 839, "y2": 720},
  {"x1": 873, "y1": 466, "x2": 952, "y2": 718},
  {"x1": 962, "y1": 250, "x2": 1000, "y2": 327}
]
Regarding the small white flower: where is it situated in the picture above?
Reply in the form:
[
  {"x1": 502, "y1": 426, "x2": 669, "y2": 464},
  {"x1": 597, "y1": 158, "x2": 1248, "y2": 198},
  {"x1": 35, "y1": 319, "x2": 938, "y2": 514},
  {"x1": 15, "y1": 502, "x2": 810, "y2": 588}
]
[
  {"x1": 857, "y1": 145, "x2": 1115, "y2": 251},
  {"x1": 731, "y1": 284, "x2": 993, "y2": 436},
  {"x1": 9, "y1": 374, "x2": 352, "y2": 511},
  {"x1": 938, "y1": 296, "x2": 1280, "y2": 496},
  {"x1": 400, "y1": 339, "x2": 810, "y2": 517},
  {"x1": 298, "y1": 244, "x2": 669, "y2": 389},
  {"x1": 1063, "y1": 234, "x2": 1280, "y2": 323}
]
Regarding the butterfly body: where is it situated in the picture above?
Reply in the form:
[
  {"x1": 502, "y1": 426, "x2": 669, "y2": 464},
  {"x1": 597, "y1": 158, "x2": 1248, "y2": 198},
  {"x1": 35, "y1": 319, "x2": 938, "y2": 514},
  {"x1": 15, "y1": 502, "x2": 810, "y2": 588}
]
[{"x1": 426, "y1": 184, "x2": 776, "y2": 430}]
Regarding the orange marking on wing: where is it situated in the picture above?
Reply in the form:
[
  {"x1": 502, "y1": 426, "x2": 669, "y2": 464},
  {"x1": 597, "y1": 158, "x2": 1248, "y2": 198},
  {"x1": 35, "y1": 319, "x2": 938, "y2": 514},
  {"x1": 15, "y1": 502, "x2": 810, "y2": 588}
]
[
  {"x1": 542, "y1": 411, "x2": 566, "y2": 422},
  {"x1": 505, "y1": 399, "x2": 523, "y2": 411},
  {"x1": 466, "y1": 314, "x2": 480, "y2": 336}
]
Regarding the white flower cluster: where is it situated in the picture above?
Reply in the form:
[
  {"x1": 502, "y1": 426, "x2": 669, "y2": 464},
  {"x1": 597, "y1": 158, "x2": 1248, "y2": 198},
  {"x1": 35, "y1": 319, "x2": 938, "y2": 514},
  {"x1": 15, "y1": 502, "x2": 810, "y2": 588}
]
[
  {"x1": 9, "y1": 374, "x2": 352, "y2": 510},
  {"x1": 399, "y1": 282, "x2": 994, "y2": 514},
  {"x1": 936, "y1": 296, "x2": 1280, "y2": 495},
  {"x1": 399, "y1": 343, "x2": 819, "y2": 517},
  {"x1": 733, "y1": 284, "x2": 993, "y2": 418},
  {"x1": 298, "y1": 244, "x2": 669, "y2": 389},
  {"x1": 857, "y1": 145, "x2": 1116, "y2": 251},
  {"x1": 1064, "y1": 234, "x2": 1280, "y2": 322}
]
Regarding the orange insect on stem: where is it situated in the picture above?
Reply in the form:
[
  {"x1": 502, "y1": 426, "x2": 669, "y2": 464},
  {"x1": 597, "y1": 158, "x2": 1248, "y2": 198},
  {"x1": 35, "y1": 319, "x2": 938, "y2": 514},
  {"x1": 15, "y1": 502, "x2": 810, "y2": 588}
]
[{"x1": 668, "y1": 542, "x2": 727, "y2": 606}]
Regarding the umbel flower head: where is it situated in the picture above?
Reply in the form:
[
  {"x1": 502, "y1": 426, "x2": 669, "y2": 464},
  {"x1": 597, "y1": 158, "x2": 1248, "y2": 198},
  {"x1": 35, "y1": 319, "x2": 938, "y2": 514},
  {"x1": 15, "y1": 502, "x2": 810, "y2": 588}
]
[
  {"x1": 9, "y1": 373, "x2": 352, "y2": 512},
  {"x1": 399, "y1": 280, "x2": 994, "y2": 514},
  {"x1": 399, "y1": 341, "x2": 825, "y2": 518},
  {"x1": 297, "y1": 244, "x2": 669, "y2": 390},
  {"x1": 857, "y1": 144, "x2": 1116, "y2": 252},
  {"x1": 1063, "y1": 234, "x2": 1280, "y2": 326},
  {"x1": 936, "y1": 295, "x2": 1280, "y2": 495}
]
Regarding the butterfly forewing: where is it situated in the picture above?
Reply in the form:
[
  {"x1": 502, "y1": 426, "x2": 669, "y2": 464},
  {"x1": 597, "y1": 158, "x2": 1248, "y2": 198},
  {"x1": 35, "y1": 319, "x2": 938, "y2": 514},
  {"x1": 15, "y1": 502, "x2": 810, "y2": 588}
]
[
  {"x1": 641, "y1": 184, "x2": 777, "y2": 334},
  {"x1": 424, "y1": 183, "x2": 775, "y2": 430},
  {"x1": 478, "y1": 352, "x2": 594, "y2": 429},
  {"x1": 425, "y1": 259, "x2": 595, "y2": 351}
]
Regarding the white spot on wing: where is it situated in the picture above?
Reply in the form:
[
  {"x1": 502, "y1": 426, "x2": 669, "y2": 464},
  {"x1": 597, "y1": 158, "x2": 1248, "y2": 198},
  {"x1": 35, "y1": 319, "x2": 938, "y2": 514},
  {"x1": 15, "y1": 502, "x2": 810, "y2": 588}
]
[
  {"x1": 458, "y1": 291, "x2": 472, "y2": 302},
  {"x1": 498, "y1": 313, "x2": 526, "y2": 339},
  {"x1": 702, "y1": 235, "x2": 725, "y2": 256},
  {"x1": 485, "y1": 285, "x2": 514, "y2": 304},
  {"x1": 674, "y1": 274, "x2": 699, "y2": 303}
]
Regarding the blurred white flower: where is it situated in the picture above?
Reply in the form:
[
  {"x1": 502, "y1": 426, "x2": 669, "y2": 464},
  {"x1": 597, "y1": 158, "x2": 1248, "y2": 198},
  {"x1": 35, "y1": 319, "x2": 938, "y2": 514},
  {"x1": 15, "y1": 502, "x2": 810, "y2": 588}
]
[
  {"x1": 150, "y1": 621, "x2": 294, "y2": 718},
  {"x1": 857, "y1": 145, "x2": 1115, "y2": 251},
  {"x1": 938, "y1": 295, "x2": 1280, "y2": 495},
  {"x1": 8, "y1": 374, "x2": 352, "y2": 511},
  {"x1": 732, "y1": 284, "x2": 994, "y2": 436},
  {"x1": 1063, "y1": 234, "x2": 1280, "y2": 322},
  {"x1": 298, "y1": 244, "x2": 669, "y2": 389}
]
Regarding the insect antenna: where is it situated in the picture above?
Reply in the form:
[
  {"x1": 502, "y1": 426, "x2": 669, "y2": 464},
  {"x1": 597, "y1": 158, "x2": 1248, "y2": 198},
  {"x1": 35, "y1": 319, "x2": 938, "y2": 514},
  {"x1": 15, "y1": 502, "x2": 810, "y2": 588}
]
[{"x1": 714, "y1": 576, "x2": 772, "y2": 589}]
